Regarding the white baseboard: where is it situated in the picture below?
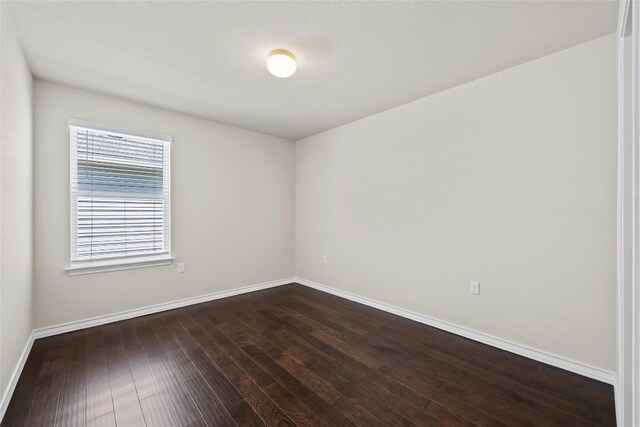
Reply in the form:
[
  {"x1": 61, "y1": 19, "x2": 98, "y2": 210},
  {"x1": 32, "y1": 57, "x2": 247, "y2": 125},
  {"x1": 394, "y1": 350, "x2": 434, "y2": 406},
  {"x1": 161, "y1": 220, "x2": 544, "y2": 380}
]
[
  {"x1": 33, "y1": 277, "x2": 295, "y2": 339},
  {"x1": 0, "y1": 332, "x2": 35, "y2": 421},
  {"x1": 294, "y1": 277, "x2": 616, "y2": 385}
]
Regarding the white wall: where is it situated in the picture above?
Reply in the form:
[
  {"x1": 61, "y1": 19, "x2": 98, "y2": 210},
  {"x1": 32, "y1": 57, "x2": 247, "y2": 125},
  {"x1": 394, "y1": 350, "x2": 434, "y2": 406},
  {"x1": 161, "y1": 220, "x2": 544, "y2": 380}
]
[
  {"x1": 33, "y1": 81, "x2": 295, "y2": 329},
  {"x1": 0, "y1": 4, "x2": 33, "y2": 399},
  {"x1": 295, "y1": 34, "x2": 618, "y2": 371}
]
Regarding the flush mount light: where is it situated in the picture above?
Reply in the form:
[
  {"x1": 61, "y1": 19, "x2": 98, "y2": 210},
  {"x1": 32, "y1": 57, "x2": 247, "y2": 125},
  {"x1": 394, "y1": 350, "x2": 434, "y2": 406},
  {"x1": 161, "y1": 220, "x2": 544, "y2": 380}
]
[{"x1": 266, "y1": 49, "x2": 296, "y2": 78}]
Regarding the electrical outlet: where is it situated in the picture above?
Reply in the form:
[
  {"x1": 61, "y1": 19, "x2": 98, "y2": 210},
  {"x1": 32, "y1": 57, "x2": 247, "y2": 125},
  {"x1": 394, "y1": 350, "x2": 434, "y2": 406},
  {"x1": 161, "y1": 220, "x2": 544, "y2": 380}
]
[
  {"x1": 178, "y1": 263, "x2": 185, "y2": 273},
  {"x1": 470, "y1": 281, "x2": 480, "y2": 295},
  {"x1": 323, "y1": 254, "x2": 328, "y2": 264}
]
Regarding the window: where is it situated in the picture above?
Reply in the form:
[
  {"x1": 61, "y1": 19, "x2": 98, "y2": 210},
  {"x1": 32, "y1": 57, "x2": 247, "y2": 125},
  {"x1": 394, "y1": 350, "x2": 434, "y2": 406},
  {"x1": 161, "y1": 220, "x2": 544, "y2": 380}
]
[{"x1": 66, "y1": 119, "x2": 172, "y2": 275}]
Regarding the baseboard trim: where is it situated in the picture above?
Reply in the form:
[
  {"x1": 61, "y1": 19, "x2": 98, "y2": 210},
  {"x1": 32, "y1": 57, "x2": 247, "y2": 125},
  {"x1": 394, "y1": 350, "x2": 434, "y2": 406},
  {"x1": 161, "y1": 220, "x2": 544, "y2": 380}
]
[
  {"x1": 0, "y1": 332, "x2": 35, "y2": 421},
  {"x1": 294, "y1": 277, "x2": 615, "y2": 385},
  {"x1": 33, "y1": 277, "x2": 294, "y2": 339}
]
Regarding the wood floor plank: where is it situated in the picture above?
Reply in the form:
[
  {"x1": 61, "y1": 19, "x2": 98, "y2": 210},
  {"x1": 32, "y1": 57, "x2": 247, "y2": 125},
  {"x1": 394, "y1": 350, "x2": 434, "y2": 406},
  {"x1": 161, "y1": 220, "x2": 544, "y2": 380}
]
[
  {"x1": 2, "y1": 284, "x2": 617, "y2": 427},
  {"x1": 86, "y1": 412, "x2": 115, "y2": 427},
  {"x1": 85, "y1": 386, "x2": 113, "y2": 423},
  {"x1": 135, "y1": 321, "x2": 202, "y2": 427},
  {"x1": 183, "y1": 376, "x2": 235, "y2": 427},
  {"x1": 332, "y1": 397, "x2": 388, "y2": 427},
  {"x1": 55, "y1": 332, "x2": 87, "y2": 427},
  {"x1": 85, "y1": 328, "x2": 114, "y2": 423},
  {"x1": 224, "y1": 400, "x2": 266, "y2": 427},
  {"x1": 54, "y1": 387, "x2": 86, "y2": 427},
  {"x1": 120, "y1": 321, "x2": 162, "y2": 400},
  {"x1": 24, "y1": 347, "x2": 67, "y2": 426},
  {"x1": 151, "y1": 316, "x2": 201, "y2": 382},
  {"x1": 262, "y1": 382, "x2": 324, "y2": 426},
  {"x1": 102, "y1": 324, "x2": 146, "y2": 427},
  {"x1": 109, "y1": 372, "x2": 146, "y2": 427},
  {"x1": 140, "y1": 392, "x2": 178, "y2": 426}
]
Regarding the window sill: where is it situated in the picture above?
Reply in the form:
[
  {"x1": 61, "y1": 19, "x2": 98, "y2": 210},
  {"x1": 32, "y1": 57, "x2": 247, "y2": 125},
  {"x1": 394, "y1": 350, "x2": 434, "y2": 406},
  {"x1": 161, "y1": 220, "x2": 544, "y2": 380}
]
[{"x1": 65, "y1": 254, "x2": 174, "y2": 276}]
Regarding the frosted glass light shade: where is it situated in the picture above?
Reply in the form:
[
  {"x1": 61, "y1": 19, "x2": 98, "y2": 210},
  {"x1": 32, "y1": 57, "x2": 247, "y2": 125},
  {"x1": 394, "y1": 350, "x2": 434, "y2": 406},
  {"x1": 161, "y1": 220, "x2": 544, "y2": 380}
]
[{"x1": 266, "y1": 50, "x2": 296, "y2": 78}]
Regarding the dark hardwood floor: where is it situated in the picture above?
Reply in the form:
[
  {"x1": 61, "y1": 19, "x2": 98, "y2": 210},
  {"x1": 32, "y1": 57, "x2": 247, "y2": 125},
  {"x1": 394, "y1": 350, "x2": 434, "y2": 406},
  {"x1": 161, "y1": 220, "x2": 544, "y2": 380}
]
[{"x1": 2, "y1": 283, "x2": 616, "y2": 426}]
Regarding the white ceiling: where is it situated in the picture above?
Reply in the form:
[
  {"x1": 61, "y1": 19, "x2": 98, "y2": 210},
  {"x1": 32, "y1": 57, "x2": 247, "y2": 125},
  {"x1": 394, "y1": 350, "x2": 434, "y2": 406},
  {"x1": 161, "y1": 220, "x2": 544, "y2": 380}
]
[{"x1": 8, "y1": 1, "x2": 617, "y2": 140}]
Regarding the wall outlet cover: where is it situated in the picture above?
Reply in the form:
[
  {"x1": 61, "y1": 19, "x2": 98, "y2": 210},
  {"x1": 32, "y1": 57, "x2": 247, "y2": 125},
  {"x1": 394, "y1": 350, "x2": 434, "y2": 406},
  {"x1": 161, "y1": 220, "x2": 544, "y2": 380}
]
[{"x1": 470, "y1": 281, "x2": 480, "y2": 295}]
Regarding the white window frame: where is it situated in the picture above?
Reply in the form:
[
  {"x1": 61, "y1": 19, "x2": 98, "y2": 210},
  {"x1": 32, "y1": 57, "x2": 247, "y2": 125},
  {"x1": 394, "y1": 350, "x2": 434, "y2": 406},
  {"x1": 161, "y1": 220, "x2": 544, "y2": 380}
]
[{"x1": 65, "y1": 119, "x2": 173, "y2": 275}]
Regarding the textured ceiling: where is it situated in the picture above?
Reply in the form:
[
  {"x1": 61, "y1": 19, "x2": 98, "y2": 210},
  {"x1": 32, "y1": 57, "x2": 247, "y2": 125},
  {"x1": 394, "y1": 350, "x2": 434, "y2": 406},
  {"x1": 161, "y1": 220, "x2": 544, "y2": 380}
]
[{"x1": 7, "y1": 1, "x2": 617, "y2": 140}]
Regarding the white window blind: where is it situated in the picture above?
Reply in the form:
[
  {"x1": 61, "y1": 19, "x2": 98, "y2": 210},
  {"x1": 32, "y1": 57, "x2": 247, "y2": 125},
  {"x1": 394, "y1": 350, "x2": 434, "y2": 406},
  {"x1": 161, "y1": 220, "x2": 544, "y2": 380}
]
[{"x1": 68, "y1": 120, "x2": 171, "y2": 272}]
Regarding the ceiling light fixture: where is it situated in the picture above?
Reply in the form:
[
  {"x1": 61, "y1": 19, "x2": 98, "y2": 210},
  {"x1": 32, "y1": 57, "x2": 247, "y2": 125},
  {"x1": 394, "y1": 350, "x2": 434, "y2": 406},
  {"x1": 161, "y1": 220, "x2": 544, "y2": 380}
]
[{"x1": 266, "y1": 49, "x2": 296, "y2": 78}]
